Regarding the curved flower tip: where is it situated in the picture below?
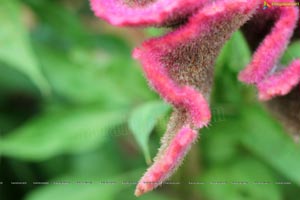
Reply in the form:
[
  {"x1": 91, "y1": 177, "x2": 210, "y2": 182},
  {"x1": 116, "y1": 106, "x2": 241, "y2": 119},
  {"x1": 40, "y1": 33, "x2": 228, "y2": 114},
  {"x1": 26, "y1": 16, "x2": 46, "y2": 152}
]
[
  {"x1": 240, "y1": 1, "x2": 300, "y2": 140},
  {"x1": 135, "y1": 126, "x2": 197, "y2": 196},
  {"x1": 239, "y1": 0, "x2": 299, "y2": 84},
  {"x1": 258, "y1": 60, "x2": 300, "y2": 101}
]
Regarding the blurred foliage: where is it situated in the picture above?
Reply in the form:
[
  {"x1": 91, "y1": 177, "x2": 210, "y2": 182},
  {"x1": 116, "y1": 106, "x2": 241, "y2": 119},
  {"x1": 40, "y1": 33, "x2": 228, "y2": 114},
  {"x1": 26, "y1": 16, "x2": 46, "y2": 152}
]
[
  {"x1": 0, "y1": 0, "x2": 50, "y2": 96},
  {"x1": 0, "y1": 0, "x2": 300, "y2": 200},
  {"x1": 129, "y1": 101, "x2": 170, "y2": 164}
]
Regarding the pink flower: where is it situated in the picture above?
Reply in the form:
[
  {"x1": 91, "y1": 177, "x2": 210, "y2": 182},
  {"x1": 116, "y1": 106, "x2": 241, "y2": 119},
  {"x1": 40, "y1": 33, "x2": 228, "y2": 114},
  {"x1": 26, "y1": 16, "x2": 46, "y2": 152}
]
[
  {"x1": 90, "y1": 0, "x2": 299, "y2": 196},
  {"x1": 240, "y1": 0, "x2": 300, "y2": 140},
  {"x1": 239, "y1": 0, "x2": 300, "y2": 101}
]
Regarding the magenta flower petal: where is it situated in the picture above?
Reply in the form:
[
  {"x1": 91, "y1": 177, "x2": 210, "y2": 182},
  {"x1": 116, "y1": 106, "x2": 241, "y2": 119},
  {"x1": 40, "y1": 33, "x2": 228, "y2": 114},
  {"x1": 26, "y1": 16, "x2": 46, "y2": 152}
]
[
  {"x1": 239, "y1": 2, "x2": 299, "y2": 84},
  {"x1": 258, "y1": 60, "x2": 300, "y2": 101},
  {"x1": 90, "y1": 0, "x2": 206, "y2": 26}
]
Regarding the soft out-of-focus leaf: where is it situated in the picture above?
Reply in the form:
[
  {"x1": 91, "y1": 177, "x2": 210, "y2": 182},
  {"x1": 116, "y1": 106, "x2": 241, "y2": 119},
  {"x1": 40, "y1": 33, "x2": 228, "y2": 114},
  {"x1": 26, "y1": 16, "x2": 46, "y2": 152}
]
[
  {"x1": 26, "y1": 0, "x2": 155, "y2": 104},
  {"x1": 0, "y1": 63, "x2": 39, "y2": 96},
  {"x1": 0, "y1": 108, "x2": 127, "y2": 160},
  {"x1": 105, "y1": 57, "x2": 157, "y2": 104},
  {"x1": 69, "y1": 145, "x2": 123, "y2": 177},
  {"x1": 34, "y1": 44, "x2": 154, "y2": 106},
  {"x1": 26, "y1": 0, "x2": 130, "y2": 53},
  {"x1": 36, "y1": 45, "x2": 129, "y2": 106},
  {"x1": 227, "y1": 31, "x2": 251, "y2": 72},
  {"x1": 129, "y1": 101, "x2": 170, "y2": 164},
  {"x1": 202, "y1": 120, "x2": 241, "y2": 164},
  {"x1": 26, "y1": 0, "x2": 87, "y2": 44},
  {"x1": 213, "y1": 31, "x2": 254, "y2": 105},
  {"x1": 0, "y1": 0, "x2": 50, "y2": 95},
  {"x1": 241, "y1": 106, "x2": 300, "y2": 186},
  {"x1": 216, "y1": 31, "x2": 251, "y2": 73},
  {"x1": 25, "y1": 169, "x2": 143, "y2": 200},
  {"x1": 199, "y1": 158, "x2": 281, "y2": 200},
  {"x1": 116, "y1": 188, "x2": 174, "y2": 200},
  {"x1": 24, "y1": 145, "x2": 136, "y2": 200},
  {"x1": 32, "y1": 137, "x2": 128, "y2": 185},
  {"x1": 281, "y1": 41, "x2": 300, "y2": 65},
  {"x1": 145, "y1": 27, "x2": 166, "y2": 37}
]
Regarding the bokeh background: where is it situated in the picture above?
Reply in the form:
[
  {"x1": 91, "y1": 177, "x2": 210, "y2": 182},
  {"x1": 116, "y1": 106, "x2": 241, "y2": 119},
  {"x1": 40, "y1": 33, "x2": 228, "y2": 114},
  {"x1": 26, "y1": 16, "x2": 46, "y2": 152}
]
[{"x1": 1, "y1": 0, "x2": 300, "y2": 199}]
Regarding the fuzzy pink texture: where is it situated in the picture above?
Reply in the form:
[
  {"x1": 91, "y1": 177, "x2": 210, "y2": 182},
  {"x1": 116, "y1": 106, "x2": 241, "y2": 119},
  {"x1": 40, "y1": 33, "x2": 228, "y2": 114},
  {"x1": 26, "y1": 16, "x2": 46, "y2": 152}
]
[
  {"x1": 90, "y1": 0, "x2": 259, "y2": 196},
  {"x1": 133, "y1": 0, "x2": 258, "y2": 195},
  {"x1": 133, "y1": 49, "x2": 211, "y2": 128},
  {"x1": 134, "y1": 126, "x2": 197, "y2": 196},
  {"x1": 133, "y1": 0, "x2": 258, "y2": 127},
  {"x1": 90, "y1": 0, "x2": 300, "y2": 196},
  {"x1": 90, "y1": 0, "x2": 206, "y2": 26},
  {"x1": 239, "y1": 0, "x2": 300, "y2": 101},
  {"x1": 258, "y1": 60, "x2": 300, "y2": 100}
]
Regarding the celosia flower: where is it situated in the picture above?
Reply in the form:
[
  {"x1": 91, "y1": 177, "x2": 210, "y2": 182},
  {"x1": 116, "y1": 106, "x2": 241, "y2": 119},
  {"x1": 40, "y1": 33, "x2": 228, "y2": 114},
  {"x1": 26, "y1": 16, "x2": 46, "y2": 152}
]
[
  {"x1": 240, "y1": 0, "x2": 300, "y2": 140},
  {"x1": 90, "y1": 0, "x2": 299, "y2": 196}
]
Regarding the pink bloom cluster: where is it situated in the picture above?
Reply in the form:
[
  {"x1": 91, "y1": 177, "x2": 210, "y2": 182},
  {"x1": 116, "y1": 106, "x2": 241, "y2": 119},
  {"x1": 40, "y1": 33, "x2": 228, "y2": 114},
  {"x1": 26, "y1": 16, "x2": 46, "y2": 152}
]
[{"x1": 90, "y1": 0, "x2": 299, "y2": 196}]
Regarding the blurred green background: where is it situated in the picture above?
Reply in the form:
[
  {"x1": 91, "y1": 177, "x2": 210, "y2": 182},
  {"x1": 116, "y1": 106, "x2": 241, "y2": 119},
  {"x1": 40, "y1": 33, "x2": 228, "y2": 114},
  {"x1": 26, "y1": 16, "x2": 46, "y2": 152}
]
[{"x1": 0, "y1": 0, "x2": 300, "y2": 199}]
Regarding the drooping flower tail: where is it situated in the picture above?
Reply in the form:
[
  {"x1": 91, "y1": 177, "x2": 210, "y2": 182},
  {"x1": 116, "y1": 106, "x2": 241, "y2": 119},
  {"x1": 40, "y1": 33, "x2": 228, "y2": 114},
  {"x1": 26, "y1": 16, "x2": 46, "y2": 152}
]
[
  {"x1": 132, "y1": 0, "x2": 258, "y2": 195},
  {"x1": 134, "y1": 126, "x2": 197, "y2": 196}
]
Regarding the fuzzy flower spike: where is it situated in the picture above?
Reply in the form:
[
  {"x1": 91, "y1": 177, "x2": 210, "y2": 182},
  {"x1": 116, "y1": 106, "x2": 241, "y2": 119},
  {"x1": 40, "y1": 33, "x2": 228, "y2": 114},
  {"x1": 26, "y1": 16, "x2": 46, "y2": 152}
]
[
  {"x1": 132, "y1": 1, "x2": 259, "y2": 196},
  {"x1": 91, "y1": 0, "x2": 260, "y2": 196}
]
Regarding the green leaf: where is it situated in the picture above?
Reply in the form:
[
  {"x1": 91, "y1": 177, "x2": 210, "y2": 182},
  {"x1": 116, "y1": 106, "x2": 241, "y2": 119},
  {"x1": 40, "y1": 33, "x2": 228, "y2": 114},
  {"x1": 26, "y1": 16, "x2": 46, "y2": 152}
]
[
  {"x1": 213, "y1": 31, "x2": 254, "y2": 105},
  {"x1": 0, "y1": 0, "x2": 50, "y2": 96},
  {"x1": 202, "y1": 120, "x2": 241, "y2": 164},
  {"x1": 36, "y1": 45, "x2": 130, "y2": 106},
  {"x1": 33, "y1": 43, "x2": 154, "y2": 106},
  {"x1": 117, "y1": 188, "x2": 174, "y2": 200},
  {"x1": 281, "y1": 41, "x2": 300, "y2": 65},
  {"x1": 0, "y1": 63, "x2": 39, "y2": 96},
  {"x1": 199, "y1": 158, "x2": 282, "y2": 200},
  {"x1": 241, "y1": 105, "x2": 300, "y2": 186},
  {"x1": 0, "y1": 108, "x2": 127, "y2": 160},
  {"x1": 129, "y1": 101, "x2": 170, "y2": 164},
  {"x1": 25, "y1": 169, "x2": 143, "y2": 200},
  {"x1": 216, "y1": 31, "x2": 251, "y2": 73},
  {"x1": 26, "y1": 0, "x2": 130, "y2": 53},
  {"x1": 25, "y1": 164, "x2": 173, "y2": 200},
  {"x1": 227, "y1": 31, "x2": 251, "y2": 72},
  {"x1": 145, "y1": 27, "x2": 166, "y2": 37}
]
